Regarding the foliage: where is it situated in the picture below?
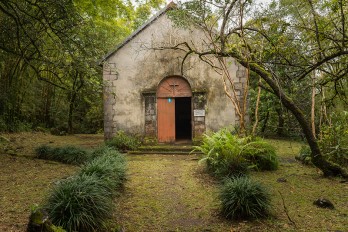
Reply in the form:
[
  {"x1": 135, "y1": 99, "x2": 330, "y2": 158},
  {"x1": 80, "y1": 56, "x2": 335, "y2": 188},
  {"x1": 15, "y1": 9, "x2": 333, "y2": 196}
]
[
  {"x1": 35, "y1": 145, "x2": 91, "y2": 165},
  {"x1": 296, "y1": 111, "x2": 348, "y2": 167},
  {"x1": 106, "y1": 131, "x2": 141, "y2": 152},
  {"x1": 196, "y1": 128, "x2": 278, "y2": 177},
  {"x1": 319, "y1": 111, "x2": 348, "y2": 167},
  {"x1": 44, "y1": 174, "x2": 113, "y2": 232},
  {"x1": 90, "y1": 145, "x2": 115, "y2": 156},
  {"x1": 0, "y1": 0, "x2": 165, "y2": 133},
  {"x1": 295, "y1": 145, "x2": 312, "y2": 165},
  {"x1": 220, "y1": 176, "x2": 271, "y2": 220},
  {"x1": 43, "y1": 145, "x2": 127, "y2": 231},
  {"x1": 241, "y1": 141, "x2": 279, "y2": 171},
  {"x1": 167, "y1": 0, "x2": 348, "y2": 177},
  {"x1": 196, "y1": 128, "x2": 250, "y2": 177},
  {"x1": 79, "y1": 150, "x2": 127, "y2": 195}
]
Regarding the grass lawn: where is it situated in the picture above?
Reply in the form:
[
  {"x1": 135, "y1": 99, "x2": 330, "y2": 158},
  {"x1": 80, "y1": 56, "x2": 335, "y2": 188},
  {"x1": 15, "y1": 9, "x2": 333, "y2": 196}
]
[{"x1": 0, "y1": 133, "x2": 347, "y2": 231}]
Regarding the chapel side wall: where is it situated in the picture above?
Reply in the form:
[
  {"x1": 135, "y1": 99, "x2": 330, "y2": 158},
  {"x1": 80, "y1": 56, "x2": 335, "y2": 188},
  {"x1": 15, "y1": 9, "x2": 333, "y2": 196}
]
[{"x1": 103, "y1": 13, "x2": 246, "y2": 140}]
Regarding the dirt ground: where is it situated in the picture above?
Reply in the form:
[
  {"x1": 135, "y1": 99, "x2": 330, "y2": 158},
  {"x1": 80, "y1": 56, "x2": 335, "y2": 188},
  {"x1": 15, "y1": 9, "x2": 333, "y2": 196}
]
[{"x1": 0, "y1": 133, "x2": 347, "y2": 231}]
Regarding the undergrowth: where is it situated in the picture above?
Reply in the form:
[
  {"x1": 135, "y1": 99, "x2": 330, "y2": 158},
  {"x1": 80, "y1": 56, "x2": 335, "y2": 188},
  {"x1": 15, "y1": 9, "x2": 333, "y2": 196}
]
[
  {"x1": 106, "y1": 130, "x2": 141, "y2": 152},
  {"x1": 220, "y1": 176, "x2": 271, "y2": 219},
  {"x1": 35, "y1": 145, "x2": 91, "y2": 165},
  {"x1": 44, "y1": 174, "x2": 113, "y2": 232},
  {"x1": 195, "y1": 128, "x2": 278, "y2": 177},
  {"x1": 79, "y1": 150, "x2": 127, "y2": 195},
  {"x1": 296, "y1": 111, "x2": 348, "y2": 167},
  {"x1": 33, "y1": 146, "x2": 127, "y2": 231}
]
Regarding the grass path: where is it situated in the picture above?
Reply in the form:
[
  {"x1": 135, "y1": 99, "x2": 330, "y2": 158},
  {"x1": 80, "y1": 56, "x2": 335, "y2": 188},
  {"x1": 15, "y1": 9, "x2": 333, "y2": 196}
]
[
  {"x1": 112, "y1": 154, "x2": 231, "y2": 231},
  {"x1": 1, "y1": 133, "x2": 347, "y2": 231}
]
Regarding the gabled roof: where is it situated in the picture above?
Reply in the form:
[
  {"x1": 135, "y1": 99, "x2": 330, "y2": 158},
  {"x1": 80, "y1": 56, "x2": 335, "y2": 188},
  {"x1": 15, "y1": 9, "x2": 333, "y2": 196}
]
[{"x1": 100, "y1": 2, "x2": 176, "y2": 64}]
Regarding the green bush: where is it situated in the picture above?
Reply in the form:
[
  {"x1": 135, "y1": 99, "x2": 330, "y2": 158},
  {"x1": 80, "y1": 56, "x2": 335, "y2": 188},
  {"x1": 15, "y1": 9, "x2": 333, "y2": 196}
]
[
  {"x1": 44, "y1": 174, "x2": 113, "y2": 232},
  {"x1": 295, "y1": 145, "x2": 312, "y2": 165},
  {"x1": 196, "y1": 128, "x2": 278, "y2": 177},
  {"x1": 106, "y1": 130, "x2": 141, "y2": 152},
  {"x1": 79, "y1": 150, "x2": 127, "y2": 195},
  {"x1": 319, "y1": 111, "x2": 348, "y2": 167},
  {"x1": 35, "y1": 145, "x2": 91, "y2": 165},
  {"x1": 296, "y1": 112, "x2": 348, "y2": 167},
  {"x1": 220, "y1": 176, "x2": 271, "y2": 219},
  {"x1": 241, "y1": 141, "x2": 279, "y2": 171},
  {"x1": 196, "y1": 128, "x2": 251, "y2": 177}
]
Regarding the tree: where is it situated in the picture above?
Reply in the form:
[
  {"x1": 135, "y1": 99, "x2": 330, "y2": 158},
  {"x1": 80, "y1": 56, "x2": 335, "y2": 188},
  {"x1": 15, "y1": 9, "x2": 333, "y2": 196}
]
[
  {"x1": 167, "y1": 0, "x2": 348, "y2": 177},
  {"x1": 0, "y1": 0, "x2": 165, "y2": 133}
]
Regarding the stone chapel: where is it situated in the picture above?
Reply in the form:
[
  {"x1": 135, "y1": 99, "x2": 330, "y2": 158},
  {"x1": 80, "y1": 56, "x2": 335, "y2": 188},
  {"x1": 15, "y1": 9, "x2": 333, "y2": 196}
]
[{"x1": 101, "y1": 3, "x2": 247, "y2": 143}]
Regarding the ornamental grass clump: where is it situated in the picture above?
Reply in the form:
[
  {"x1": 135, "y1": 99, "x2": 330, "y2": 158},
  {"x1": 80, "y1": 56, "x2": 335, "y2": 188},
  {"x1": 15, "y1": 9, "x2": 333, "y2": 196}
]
[
  {"x1": 42, "y1": 146, "x2": 127, "y2": 232},
  {"x1": 79, "y1": 150, "x2": 127, "y2": 195},
  {"x1": 44, "y1": 174, "x2": 113, "y2": 232},
  {"x1": 220, "y1": 176, "x2": 271, "y2": 220},
  {"x1": 35, "y1": 145, "x2": 91, "y2": 165}
]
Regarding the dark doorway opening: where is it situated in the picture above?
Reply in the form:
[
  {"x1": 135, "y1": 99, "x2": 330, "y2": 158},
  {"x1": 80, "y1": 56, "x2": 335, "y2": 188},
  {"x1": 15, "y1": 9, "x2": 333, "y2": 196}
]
[{"x1": 175, "y1": 97, "x2": 192, "y2": 140}]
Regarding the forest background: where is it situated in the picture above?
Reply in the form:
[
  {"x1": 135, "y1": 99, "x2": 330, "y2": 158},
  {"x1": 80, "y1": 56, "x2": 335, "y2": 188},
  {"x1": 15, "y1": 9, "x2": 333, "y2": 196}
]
[
  {"x1": 0, "y1": 0, "x2": 347, "y2": 146},
  {"x1": 0, "y1": 0, "x2": 164, "y2": 134}
]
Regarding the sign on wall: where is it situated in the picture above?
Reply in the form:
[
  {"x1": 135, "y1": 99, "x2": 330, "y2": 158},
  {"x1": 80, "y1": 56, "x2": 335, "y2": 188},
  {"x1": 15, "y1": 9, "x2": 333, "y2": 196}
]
[{"x1": 194, "y1": 109, "x2": 205, "y2": 117}]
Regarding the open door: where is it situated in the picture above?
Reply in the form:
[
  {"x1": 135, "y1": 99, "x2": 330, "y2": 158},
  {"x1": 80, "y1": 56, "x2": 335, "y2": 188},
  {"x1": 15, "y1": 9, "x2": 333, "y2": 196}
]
[
  {"x1": 157, "y1": 76, "x2": 192, "y2": 143},
  {"x1": 175, "y1": 97, "x2": 192, "y2": 140}
]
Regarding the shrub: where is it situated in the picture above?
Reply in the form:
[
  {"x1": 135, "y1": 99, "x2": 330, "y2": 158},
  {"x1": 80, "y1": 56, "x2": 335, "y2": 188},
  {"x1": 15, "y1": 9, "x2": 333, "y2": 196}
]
[
  {"x1": 295, "y1": 145, "x2": 312, "y2": 165},
  {"x1": 241, "y1": 141, "x2": 279, "y2": 171},
  {"x1": 79, "y1": 150, "x2": 127, "y2": 195},
  {"x1": 220, "y1": 176, "x2": 271, "y2": 219},
  {"x1": 196, "y1": 129, "x2": 278, "y2": 177},
  {"x1": 44, "y1": 174, "x2": 113, "y2": 232},
  {"x1": 35, "y1": 145, "x2": 91, "y2": 165},
  {"x1": 106, "y1": 130, "x2": 141, "y2": 152},
  {"x1": 319, "y1": 111, "x2": 348, "y2": 167},
  {"x1": 196, "y1": 128, "x2": 251, "y2": 177}
]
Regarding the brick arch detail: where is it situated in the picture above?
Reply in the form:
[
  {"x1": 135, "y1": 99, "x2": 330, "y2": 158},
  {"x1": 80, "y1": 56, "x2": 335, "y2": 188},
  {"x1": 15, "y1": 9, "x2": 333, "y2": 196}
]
[{"x1": 156, "y1": 76, "x2": 192, "y2": 98}]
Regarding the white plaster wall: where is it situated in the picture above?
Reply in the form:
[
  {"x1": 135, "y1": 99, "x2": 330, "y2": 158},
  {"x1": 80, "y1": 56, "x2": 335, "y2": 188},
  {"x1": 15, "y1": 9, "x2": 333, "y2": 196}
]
[{"x1": 104, "y1": 13, "x2": 244, "y2": 137}]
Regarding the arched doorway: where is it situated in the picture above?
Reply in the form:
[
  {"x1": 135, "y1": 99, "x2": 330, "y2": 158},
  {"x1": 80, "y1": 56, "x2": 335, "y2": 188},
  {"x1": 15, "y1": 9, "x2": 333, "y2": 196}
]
[{"x1": 157, "y1": 76, "x2": 192, "y2": 143}]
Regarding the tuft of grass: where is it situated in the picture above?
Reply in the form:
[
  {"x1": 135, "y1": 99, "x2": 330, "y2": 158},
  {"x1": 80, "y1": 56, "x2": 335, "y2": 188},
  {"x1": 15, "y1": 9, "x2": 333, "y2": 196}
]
[
  {"x1": 79, "y1": 150, "x2": 127, "y2": 195},
  {"x1": 44, "y1": 174, "x2": 113, "y2": 232},
  {"x1": 220, "y1": 176, "x2": 271, "y2": 220},
  {"x1": 35, "y1": 145, "x2": 91, "y2": 165},
  {"x1": 41, "y1": 146, "x2": 128, "y2": 232}
]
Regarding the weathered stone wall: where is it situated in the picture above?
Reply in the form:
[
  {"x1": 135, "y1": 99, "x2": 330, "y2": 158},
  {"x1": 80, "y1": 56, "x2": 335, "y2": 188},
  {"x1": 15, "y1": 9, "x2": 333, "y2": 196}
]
[{"x1": 103, "y1": 12, "x2": 247, "y2": 140}]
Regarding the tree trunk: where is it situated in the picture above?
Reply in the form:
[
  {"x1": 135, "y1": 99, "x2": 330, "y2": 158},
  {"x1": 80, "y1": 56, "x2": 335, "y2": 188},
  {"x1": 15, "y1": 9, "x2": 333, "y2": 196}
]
[
  {"x1": 68, "y1": 91, "x2": 76, "y2": 134},
  {"x1": 261, "y1": 111, "x2": 269, "y2": 133},
  {"x1": 276, "y1": 108, "x2": 284, "y2": 137},
  {"x1": 252, "y1": 78, "x2": 262, "y2": 135},
  {"x1": 67, "y1": 71, "x2": 84, "y2": 134},
  {"x1": 240, "y1": 60, "x2": 348, "y2": 178},
  {"x1": 311, "y1": 75, "x2": 316, "y2": 138}
]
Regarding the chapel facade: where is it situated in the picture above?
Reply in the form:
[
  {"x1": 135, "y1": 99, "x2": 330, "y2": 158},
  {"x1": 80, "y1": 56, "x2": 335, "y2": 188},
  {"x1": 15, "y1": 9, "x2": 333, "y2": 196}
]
[{"x1": 101, "y1": 3, "x2": 247, "y2": 143}]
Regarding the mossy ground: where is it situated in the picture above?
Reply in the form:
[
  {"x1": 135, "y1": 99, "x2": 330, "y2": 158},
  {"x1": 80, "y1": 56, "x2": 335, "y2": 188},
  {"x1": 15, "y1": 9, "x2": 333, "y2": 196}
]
[{"x1": 0, "y1": 133, "x2": 347, "y2": 231}]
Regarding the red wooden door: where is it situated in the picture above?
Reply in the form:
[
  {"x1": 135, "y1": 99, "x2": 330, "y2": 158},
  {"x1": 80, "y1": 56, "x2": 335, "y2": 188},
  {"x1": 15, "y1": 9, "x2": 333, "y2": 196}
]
[
  {"x1": 157, "y1": 98, "x2": 175, "y2": 142},
  {"x1": 157, "y1": 76, "x2": 192, "y2": 143}
]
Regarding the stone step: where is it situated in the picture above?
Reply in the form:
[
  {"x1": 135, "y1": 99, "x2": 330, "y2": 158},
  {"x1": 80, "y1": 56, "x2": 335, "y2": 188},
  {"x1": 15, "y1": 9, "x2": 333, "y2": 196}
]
[{"x1": 127, "y1": 145, "x2": 203, "y2": 155}]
